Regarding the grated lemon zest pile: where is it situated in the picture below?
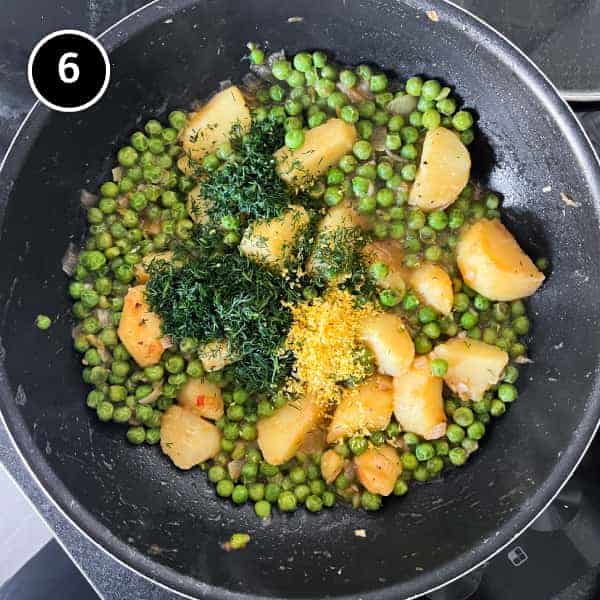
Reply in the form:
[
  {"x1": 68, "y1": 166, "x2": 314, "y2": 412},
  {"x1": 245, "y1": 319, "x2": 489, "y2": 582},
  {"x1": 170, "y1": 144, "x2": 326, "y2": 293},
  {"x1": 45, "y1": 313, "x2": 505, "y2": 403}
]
[{"x1": 284, "y1": 288, "x2": 376, "y2": 411}]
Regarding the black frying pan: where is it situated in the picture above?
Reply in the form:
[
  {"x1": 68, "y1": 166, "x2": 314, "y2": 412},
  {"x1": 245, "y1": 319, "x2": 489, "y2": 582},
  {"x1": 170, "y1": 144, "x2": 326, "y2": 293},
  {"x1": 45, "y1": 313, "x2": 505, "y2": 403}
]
[{"x1": 1, "y1": 1, "x2": 600, "y2": 598}]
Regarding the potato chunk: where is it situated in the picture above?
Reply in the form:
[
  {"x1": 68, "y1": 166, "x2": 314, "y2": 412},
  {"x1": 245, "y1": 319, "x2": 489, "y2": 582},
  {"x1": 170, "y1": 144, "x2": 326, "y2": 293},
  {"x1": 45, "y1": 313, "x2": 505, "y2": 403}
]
[
  {"x1": 306, "y1": 201, "x2": 366, "y2": 282},
  {"x1": 117, "y1": 285, "x2": 164, "y2": 367},
  {"x1": 275, "y1": 119, "x2": 357, "y2": 188},
  {"x1": 362, "y1": 240, "x2": 407, "y2": 293},
  {"x1": 320, "y1": 449, "x2": 344, "y2": 484},
  {"x1": 393, "y1": 357, "x2": 446, "y2": 440},
  {"x1": 239, "y1": 205, "x2": 310, "y2": 271},
  {"x1": 456, "y1": 219, "x2": 545, "y2": 301},
  {"x1": 354, "y1": 445, "x2": 401, "y2": 496},
  {"x1": 160, "y1": 406, "x2": 221, "y2": 469},
  {"x1": 360, "y1": 313, "x2": 414, "y2": 377},
  {"x1": 257, "y1": 396, "x2": 322, "y2": 465},
  {"x1": 186, "y1": 184, "x2": 211, "y2": 224},
  {"x1": 327, "y1": 375, "x2": 394, "y2": 443},
  {"x1": 198, "y1": 339, "x2": 238, "y2": 372},
  {"x1": 181, "y1": 86, "x2": 250, "y2": 161},
  {"x1": 409, "y1": 263, "x2": 454, "y2": 315},
  {"x1": 408, "y1": 127, "x2": 471, "y2": 211},
  {"x1": 134, "y1": 251, "x2": 173, "y2": 284},
  {"x1": 432, "y1": 337, "x2": 508, "y2": 401},
  {"x1": 177, "y1": 378, "x2": 224, "y2": 420}
]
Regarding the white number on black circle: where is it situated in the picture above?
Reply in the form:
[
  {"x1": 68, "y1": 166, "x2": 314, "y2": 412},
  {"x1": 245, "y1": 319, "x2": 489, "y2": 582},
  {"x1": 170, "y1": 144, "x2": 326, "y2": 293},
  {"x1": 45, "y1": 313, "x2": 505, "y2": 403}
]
[{"x1": 58, "y1": 52, "x2": 80, "y2": 84}]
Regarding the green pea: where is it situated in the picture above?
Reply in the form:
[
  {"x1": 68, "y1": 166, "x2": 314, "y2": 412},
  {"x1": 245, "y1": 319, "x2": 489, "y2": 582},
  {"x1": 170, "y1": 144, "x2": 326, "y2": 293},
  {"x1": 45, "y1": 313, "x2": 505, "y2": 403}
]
[
  {"x1": 370, "y1": 73, "x2": 388, "y2": 93},
  {"x1": 452, "y1": 110, "x2": 474, "y2": 131},
  {"x1": 453, "y1": 407, "x2": 474, "y2": 427},
  {"x1": 437, "y1": 97, "x2": 457, "y2": 116},
  {"x1": 358, "y1": 195, "x2": 377, "y2": 214},
  {"x1": 498, "y1": 383, "x2": 517, "y2": 403},
  {"x1": 460, "y1": 311, "x2": 479, "y2": 329},
  {"x1": 284, "y1": 129, "x2": 305, "y2": 150},
  {"x1": 422, "y1": 108, "x2": 441, "y2": 130},
  {"x1": 353, "y1": 140, "x2": 372, "y2": 160},
  {"x1": 117, "y1": 146, "x2": 138, "y2": 167},
  {"x1": 400, "y1": 126, "x2": 418, "y2": 145},
  {"x1": 449, "y1": 447, "x2": 467, "y2": 466},
  {"x1": 462, "y1": 438, "x2": 479, "y2": 454},
  {"x1": 435, "y1": 440, "x2": 450, "y2": 456},
  {"x1": 401, "y1": 163, "x2": 417, "y2": 181},
  {"x1": 467, "y1": 421, "x2": 486, "y2": 440},
  {"x1": 405, "y1": 77, "x2": 423, "y2": 96},
  {"x1": 35, "y1": 314, "x2": 52, "y2": 330},
  {"x1": 315, "y1": 78, "x2": 336, "y2": 98},
  {"x1": 414, "y1": 334, "x2": 432, "y2": 354},
  {"x1": 384, "y1": 133, "x2": 401, "y2": 151},
  {"x1": 340, "y1": 104, "x2": 359, "y2": 124},
  {"x1": 379, "y1": 289, "x2": 401, "y2": 308},
  {"x1": 490, "y1": 399, "x2": 506, "y2": 417},
  {"x1": 327, "y1": 91, "x2": 347, "y2": 110},
  {"x1": 386, "y1": 114, "x2": 404, "y2": 132},
  {"x1": 361, "y1": 491, "x2": 382, "y2": 511},
  {"x1": 216, "y1": 479, "x2": 234, "y2": 498},
  {"x1": 278, "y1": 491, "x2": 297, "y2": 512},
  {"x1": 430, "y1": 358, "x2": 448, "y2": 377},
  {"x1": 255, "y1": 499, "x2": 271, "y2": 519},
  {"x1": 415, "y1": 443, "x2": 435, "y2": 462},
  {"x1": 401, "y1": 452, "x2": 418, "y2": 470},
  {"x1": 339, "y1": 154, "x2": 357, "y2": 174},
  {"x1": 349, "y1": 436, "x2": 368, "y2": 456},
  {"x1": 230, "y1": 484, "x2": 248, "y2": 505},
  {"x1": 446, "y1": 423, "x2": 465, "y2": 443},
  {"x1": 321, "y1": 64, "x2": 338, "y2": 80},
  {"x1": 96, "y1": 401, "x2": 114, "y2": 422}
]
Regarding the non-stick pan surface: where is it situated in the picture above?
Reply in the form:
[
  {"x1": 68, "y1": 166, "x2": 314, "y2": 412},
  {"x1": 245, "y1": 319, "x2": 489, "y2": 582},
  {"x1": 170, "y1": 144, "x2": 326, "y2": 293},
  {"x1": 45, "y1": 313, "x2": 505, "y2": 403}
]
[{"x1": 1, "y1": 1, "x2": 600, "y2": 598}]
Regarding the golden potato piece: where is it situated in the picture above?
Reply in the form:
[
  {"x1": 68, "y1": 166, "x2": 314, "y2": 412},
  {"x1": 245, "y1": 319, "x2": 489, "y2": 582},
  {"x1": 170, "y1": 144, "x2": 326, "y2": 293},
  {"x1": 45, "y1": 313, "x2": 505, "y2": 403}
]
[
  {"x1": 186, "y1": 184, "x2": 211, "y2": 224},
  {"x1": 327, "y1": 375, "x2": 394, "y2": 443},
  {"x1": 134, "y1": 251, "x2": 173, "y2": 284},
  {"x1": 320, "y1": 449, "x2": 344, "y2": 484},
  {"x1": 177, "y1": 155, "x2": 197, "y2": 177},
  {"x1": 393, "y1": 357, "x2": 446, "y2": 440},
  {"x1": 360, "y1": 313, "x2": 414, "y2": 377},
  {"x1": 363, "y1": 240, "x2": 408, "y2": 293},
  {"x1": 275, "y1": 119, "x2": 357, "y2": 188},
  {"x1": 160, "y1": 405, "x2": 221, "y2": 469},
  {"x1": 456, "y1": 219, "x2": 545, "y2": 301},
  {"x1": 177, "y1": 378, "x2": 224, "y2": 420},
  {"x1": 117, "y1": 285, "x2": 164, "y2": 367},
  {"x1": 306, "y1": 201, "x2": 367, "y2": 282},
  {"x1": 409, "y1": 263, "x2": 454, "y2": 315},
  {"x1": 408, "y1": 127, "x2": 471, "y2": 211},
  {"x1": 257, "y1": 396, "x2": 322, "y2": 465},
  {"x1": 354, "y1": 445, "x2": 402, "y2": 496},
  {"x1": 432, "y1": 337, "x2": 508, "y2": 401},
  {"x1": 240, "y1": 205, "x2": 310, "y2": 271},
  {"x1": 181, "y1": 86, "x2": 250, "y2": 161},
  {"x1": 198, "y1": 339, "x2": 238, "y2": 372}
]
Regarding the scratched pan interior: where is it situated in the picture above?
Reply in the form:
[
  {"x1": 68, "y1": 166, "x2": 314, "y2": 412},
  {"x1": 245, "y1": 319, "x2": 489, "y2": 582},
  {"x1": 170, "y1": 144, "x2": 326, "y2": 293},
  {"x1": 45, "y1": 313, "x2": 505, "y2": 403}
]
[{"x1": 1, "y1": 0, "x2": 600, "y2": 598}]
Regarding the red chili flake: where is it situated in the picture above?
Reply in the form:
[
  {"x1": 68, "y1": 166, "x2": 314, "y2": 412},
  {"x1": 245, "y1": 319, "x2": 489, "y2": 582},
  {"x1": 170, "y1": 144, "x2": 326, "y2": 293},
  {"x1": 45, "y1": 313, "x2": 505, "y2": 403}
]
[{"x1": 196, "y1": 395, "x2": 207, "y2": 407}]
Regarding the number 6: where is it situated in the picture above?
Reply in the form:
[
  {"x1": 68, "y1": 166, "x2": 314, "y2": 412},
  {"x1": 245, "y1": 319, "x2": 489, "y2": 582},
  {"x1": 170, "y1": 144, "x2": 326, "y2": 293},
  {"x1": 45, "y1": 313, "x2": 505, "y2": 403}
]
[{"x1": 58, "y1": 52, "x2": 80, "y2": 84}]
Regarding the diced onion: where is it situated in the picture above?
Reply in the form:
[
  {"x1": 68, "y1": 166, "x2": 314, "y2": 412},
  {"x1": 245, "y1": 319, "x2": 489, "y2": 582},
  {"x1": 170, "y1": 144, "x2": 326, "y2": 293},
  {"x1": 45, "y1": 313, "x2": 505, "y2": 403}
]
[
  {"x1": 80, "y1": 189, "x2": 98, "y2": 208},
  {"x1": 387, "y1": 94, "x2": 417, "y2": 116},
  {"x1": 61, "y1": 242, "x2": 79, "y2": 276}
]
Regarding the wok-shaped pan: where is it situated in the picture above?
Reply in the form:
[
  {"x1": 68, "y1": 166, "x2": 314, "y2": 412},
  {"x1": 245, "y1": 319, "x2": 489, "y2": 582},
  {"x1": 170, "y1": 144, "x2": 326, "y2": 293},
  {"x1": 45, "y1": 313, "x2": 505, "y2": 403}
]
[{"x1": 1, "y1": 1, "x2": 600, "y2": 598}]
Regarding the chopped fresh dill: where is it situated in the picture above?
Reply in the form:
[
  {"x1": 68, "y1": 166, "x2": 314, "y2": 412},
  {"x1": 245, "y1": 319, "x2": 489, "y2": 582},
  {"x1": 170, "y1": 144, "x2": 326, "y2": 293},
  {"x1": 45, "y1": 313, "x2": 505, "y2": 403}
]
[
  {"x1": 309, "y1": 225, "x2": 371, "y2": 289},
  {"x1": 199, "y1": 118, "x2": 310, "y2": 222},
  {"x1": 145, "y1": 235, "x2": 304, "y2": 393}
]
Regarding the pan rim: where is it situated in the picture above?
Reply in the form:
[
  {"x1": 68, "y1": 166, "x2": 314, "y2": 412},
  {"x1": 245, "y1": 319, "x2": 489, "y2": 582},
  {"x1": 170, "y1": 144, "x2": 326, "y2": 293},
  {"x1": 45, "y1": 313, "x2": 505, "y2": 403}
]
[{"x1": 1, "y1": 0, "x2": 600, "y2": 598}]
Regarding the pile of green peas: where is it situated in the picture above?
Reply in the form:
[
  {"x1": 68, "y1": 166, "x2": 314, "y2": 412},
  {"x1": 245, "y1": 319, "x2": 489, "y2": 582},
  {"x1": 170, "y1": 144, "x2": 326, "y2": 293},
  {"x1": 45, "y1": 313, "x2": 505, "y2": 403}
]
[{"x1": 67, "y1": 43, "x2": 539, "y2": 515}]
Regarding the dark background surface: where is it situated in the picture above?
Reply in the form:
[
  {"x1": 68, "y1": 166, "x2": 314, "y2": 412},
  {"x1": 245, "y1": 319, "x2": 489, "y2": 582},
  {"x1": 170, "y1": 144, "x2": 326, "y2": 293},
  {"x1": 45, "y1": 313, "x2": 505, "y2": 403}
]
[{"x1": 1, "y1": 2, "x2": 600, "y2": 600}]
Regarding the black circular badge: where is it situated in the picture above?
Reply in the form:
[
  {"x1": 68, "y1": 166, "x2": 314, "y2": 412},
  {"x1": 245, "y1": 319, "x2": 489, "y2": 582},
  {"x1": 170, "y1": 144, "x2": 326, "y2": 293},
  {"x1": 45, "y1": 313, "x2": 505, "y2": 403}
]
[{"x1": 28, "y1": 30, "x2": 110, "y2": 112}]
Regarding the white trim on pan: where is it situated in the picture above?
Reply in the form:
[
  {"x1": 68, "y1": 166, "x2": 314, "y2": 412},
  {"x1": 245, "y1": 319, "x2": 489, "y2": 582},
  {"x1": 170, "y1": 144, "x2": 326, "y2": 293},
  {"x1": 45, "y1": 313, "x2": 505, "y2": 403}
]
[{"x1": 0, "y1": 1, "x2": 600, "y2": 600}]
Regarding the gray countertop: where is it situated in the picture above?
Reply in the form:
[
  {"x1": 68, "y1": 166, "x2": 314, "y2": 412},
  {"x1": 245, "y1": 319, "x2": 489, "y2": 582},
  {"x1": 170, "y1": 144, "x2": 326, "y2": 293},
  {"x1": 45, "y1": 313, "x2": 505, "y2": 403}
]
[{"x1": 1, "y1": 2, "x2": 599, "y2": 600}]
